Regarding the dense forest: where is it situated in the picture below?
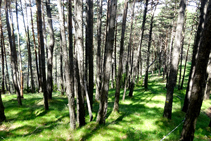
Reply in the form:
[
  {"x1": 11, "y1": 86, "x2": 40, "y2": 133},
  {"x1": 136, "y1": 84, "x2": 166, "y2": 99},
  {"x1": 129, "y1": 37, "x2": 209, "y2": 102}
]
[{"x1": 0, "y1": 0, "x2": 211, "y2": 140}]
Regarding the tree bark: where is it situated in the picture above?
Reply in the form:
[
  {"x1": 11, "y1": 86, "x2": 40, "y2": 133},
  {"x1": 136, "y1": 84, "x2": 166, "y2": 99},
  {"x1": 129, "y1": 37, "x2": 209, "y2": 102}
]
[
  {"x1": 36, "y1": 0, "x2": 49, "y2": 110},
  {"x1": 204, "y1": 53, "x2": 211, "y2": 100},
  {"x1": 182, "y1": 0, "x2": 207, "y2": 112},
  {"x1": 46, "y1": 0, "x2": 55, "y2": 99},
  {"x1": 163, "y1": 0, "x2": 186, "y2": 119},
  {"x1": 74, "y1": 0, "x2": 86, "y2": 127},
  {"x1": 96, "y1": 0, "x2": 103, "y2": 101},
  {"x1": 5, "y1": 1, "x2": 22, "y2": 105},
  {"x1": 59, "y1": 33, "x2": 64, "y2": 95},
  {"x1": 180, "y1": 1, "x2": 211, "y2": 139},
  {"x1": 97, "y1": 0, "x2": 117, "y2": 124},
  {"x1": 113, "y1": 0, "x2": 128, "y2": 112},
  {"x1": 129, "y1": 0, "x2": 148, "y2": 97}
]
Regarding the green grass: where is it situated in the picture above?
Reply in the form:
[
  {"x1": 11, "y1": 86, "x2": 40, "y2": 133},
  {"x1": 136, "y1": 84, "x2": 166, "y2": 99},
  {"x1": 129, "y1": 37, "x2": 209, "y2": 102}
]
[{"x1": 0, "y1": 70, "x2": 211, "y2": 140}]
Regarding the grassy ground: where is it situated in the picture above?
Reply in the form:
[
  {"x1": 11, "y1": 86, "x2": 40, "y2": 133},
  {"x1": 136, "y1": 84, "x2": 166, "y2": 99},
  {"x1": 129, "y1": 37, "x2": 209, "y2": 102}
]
[{"x1": 0, "y1": 71, "x2": 211, "y2": 140}]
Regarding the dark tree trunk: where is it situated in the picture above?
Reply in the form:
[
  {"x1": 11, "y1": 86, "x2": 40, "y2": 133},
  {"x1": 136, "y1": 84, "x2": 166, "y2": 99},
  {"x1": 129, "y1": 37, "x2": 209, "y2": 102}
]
[
  {"x1": 204, "y1": 53, "x2": 211, "y2": 100},
  {"x1": 96, "y1": 0, "x2": 103, "y2": 101},
  {"x1": 163, "y1": 0, "x2": 186, "y2": 119},
  {"x1": 86, "y1": 0, "x2": 94, "y2": 110},
  {"x1": 180, "y1": 2, "x2": 211, "y2": 139},
  {"x1": 46, "y1": 0, "x2": 55, "y2": 99},
  {"x1": 97, "y1": 0, "x2": 117, "y2": 124},
  {"x1": 182, "y1": 0, "x2": 207, "y2": 113},
  {"x1": 144, "y1": 2, "x2": 157, "y2": 90},
  {"x1": 113, "y1": 0, "x2": 128, "y2": 112},
  {"x1": 5, "y1": 1, "x2": 22, "y2": 106},
  {"x1": 74, "y1": 0, "x2": 86, "y2": 127},
  {"x1": 60, "y1": 34, "x2": 64, "y2": 95},
  {"x1": 36, "y1": 0, "x2": 49, "y2": 110},
  {"x1": 129, "y1": 0, "x2": 148, "y2": 97}
]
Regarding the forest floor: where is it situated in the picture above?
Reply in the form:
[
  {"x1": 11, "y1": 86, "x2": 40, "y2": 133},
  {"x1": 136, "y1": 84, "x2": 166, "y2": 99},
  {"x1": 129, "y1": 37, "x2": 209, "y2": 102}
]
[{"x1": 0, "y1": 71, "x2": 211, "y2": 140}]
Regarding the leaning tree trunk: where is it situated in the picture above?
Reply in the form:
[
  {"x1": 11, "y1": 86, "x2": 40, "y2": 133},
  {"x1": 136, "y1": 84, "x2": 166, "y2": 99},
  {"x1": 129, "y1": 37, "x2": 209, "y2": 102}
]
[
  {"x1": 113, "y1": 0, "x2": 128, "y2": 112},
  {"x1": 5, "y1": 1, "x2": 22, "y2": 106},
  {"x1": 180, "y1": 2, "x2": 211, "y2": 139},
  {"x1": 74, "y1": 0, "x2": 86, "y2": 127},
  {"x1": 182, "y1": 0, "x2": 207, "y2": 112},
  {"x1": 36, "y1": 0, "x2": 49, "y2": 110},
  {"x1": 46, "y1": 0, "x2": 55, "y2": 99},
  {"x1": 163, "y1": 0, "x2": 186, "y2": 119},
  {"x1": 97, "y1": 0, "x2": 117, "y2": 124}
]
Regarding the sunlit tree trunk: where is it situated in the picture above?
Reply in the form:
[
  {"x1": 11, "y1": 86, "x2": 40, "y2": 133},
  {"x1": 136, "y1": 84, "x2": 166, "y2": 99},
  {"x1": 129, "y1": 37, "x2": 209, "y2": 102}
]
[{"x1": 163, "y1": 0, "x2": 186, "y2": 119}]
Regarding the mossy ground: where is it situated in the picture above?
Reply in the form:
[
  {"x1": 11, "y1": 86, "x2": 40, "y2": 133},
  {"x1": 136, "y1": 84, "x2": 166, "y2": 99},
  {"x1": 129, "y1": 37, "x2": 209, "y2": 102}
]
[{"x1": 0, "y1": 65, "x2": 210, "y2": 140}]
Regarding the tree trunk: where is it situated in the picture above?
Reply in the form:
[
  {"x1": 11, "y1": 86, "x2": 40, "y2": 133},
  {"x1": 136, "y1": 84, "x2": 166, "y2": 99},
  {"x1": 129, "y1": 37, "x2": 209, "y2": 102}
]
[
  {"x1": 113, "y1": 0, "x2": 128, "y2": 112},
  {"x1": 204, "y1": 53, "x2": 211, "y2": 100},
  {"x1": 74, "y1": 0, "x2": 86, "y2": 127},
  {"x1": 180, "y1": 2, "x2": 211, "y2": 139},
  {"x1": 163, "y1": 0, "x2": 186, "y2": 119},
  {"x1": 144, "y1": 2, "x2": 157, "y2": 90},
  {"x1": 46, "y1": 0, "x2": 55, "y2": 99},
  {"x1": 86, "y1": 0, "x2": 94, "y2": 110},
  {"x1": 129, "y1": 0, "x2": 148, "y2": 97},
  {"x1": 182, "y1": 0, "x2": 207, "y2": 112},
  {"x1": 5, "y1": 1, "x2": 22, "y2": 105},
  {"x1": 97, "y1": 0, "x2": 117, "y2": 124},
  {"x1": 96, "y1": 0, "x2": 103, "y2": 101},
  {"x1": 36, "y1": 0, "x2": 49, "y2": 110},
  {"x1": 59, "y1": 34, "x2": 64, "y2": 95}
]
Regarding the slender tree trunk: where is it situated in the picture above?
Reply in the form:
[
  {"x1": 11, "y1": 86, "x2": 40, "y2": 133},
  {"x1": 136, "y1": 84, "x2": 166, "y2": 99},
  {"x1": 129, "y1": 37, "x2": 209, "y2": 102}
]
[
  {"x1": 59, "y1": 34, "x2": 64, "y2": 95},
  {"x1": 144, "y1": 2, "x2": 158, "y2": 90},
  {"x1": 0, "y1": 1, "x2": 5, "y2": 94},
  {"x1": 163, "y1": 0, "x2": 186, "y2": 119},
  {"x1": 29, "y1": 0, "x2": 39, "y2": 91},
  {"x1": 182, "y1": 0, "x2": 207, "y2": 112},
  {"x1": 74, "y1": 0, "x2": 86, "y2": 127},
  {"x1": 86, "y1": 0, "x2": 94, "y2": 110},
  {"x1": 204, "y1": 53, "x2": 211, "y2": 100},
  {"x1": 113, "y1": 0, "x2": 128, "y2": 112},
  {"x1": 95, "y1": 0, "x2": 103, "y2": 101},
  {"x1": 97, "y1": 0, "x2": 117, "y2": 124},
  {"x1": 180, "y1": 2, "x2": 211, "y2": 139},
  {"x1": 180, "y1": 24, "x2": 194, "y2": 90},
  {"x1": 46, "y1": 0, "x2": 55, "y2": 99},
  {"x1": 36, "y1": 0, "x2": 49, "y2": 110},
  {"x1": 16, "y1": 0, "x2": 23, "y2": 98},
  {"x1": 5, "y1": 1, "x2": 22, "y2": 105},
  {"x1": 129, "y1": 0, "x2": 148, "y2": 97}
]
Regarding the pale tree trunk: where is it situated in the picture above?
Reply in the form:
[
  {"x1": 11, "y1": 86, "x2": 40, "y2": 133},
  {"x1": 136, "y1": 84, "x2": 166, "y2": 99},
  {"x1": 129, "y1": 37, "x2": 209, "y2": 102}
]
[
  {"x1": 59, "y1": 34, "x2": 64, "y2": 95},
  {"x1": 74, "y1": 0, "x2": 86, "y2": 127},
  {"x1": 180, "y1": 1, "x2": 211, "y2": 139},
  {"x1": 97, "y1": 0, "x2": 117, "y2": 124},
  {"x1": 163, "y1": 0, "x2": 186, "y2": 119},
  {"x1": 16, "y1": 0, "x2": 23, "y2": 98},
  {"x1": 144, "y1": 2, "x2": 158, "y2": 90},
  {"x1": 113, "y1": 0, "x2": 128, "y2": 112},
  {"x1": 5, "y1": 1, "x2": 22, "y2": 105},
  {"x1": 36, "y1": 0, "x2": 49, "y2": 110},
  {"x1": 129, "y1": 0, "x2": 148, "y2": 97},
  {"x1": 182, "y1": 0, "x2": 207, "y2": 112},
  {"x1": 123, "y1": 0, "x2": 135, "y2": 101},
  {"x1": 46, "y1": 0, "x2": 55, "y2": 99},
  {"x1": 96, "y1": 0, "x2": 103, "y2": 101}
]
